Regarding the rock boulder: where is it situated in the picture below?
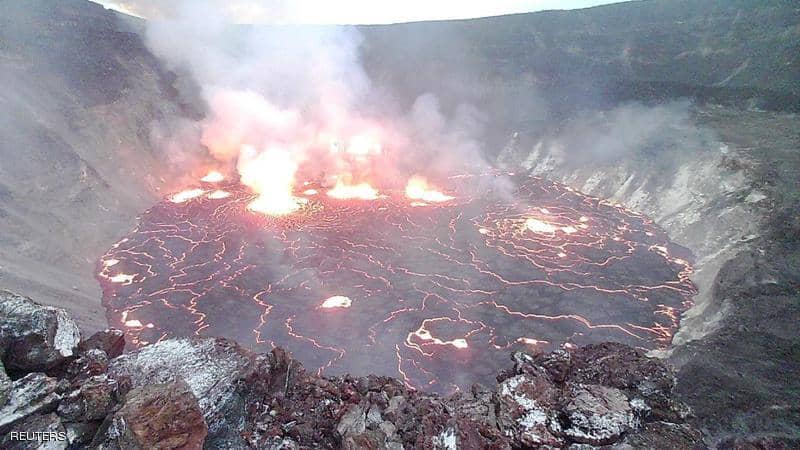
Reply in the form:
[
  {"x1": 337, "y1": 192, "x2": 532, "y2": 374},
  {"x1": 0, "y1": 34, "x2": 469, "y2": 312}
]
[{"x1": 0, "y1": 291, "x2": 81, "y2": 373}]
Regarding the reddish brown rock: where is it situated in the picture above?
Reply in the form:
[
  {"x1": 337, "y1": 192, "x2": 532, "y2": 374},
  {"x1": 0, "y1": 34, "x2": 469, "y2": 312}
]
[
  {"x1": 94, "y1": 380, "x2": 207, "y2": 449},
  {"x1": 78, "y1": 329, "x2": 125, "y2": 359},
  {"x1": 57, "y1": 374, "x2": 120, "y2": 422},
  {"x1": 496, "y1": 373, "x2": 564, "y2": 447},
  {"x1": 66, "y1": 348, "x2": 109, "y2": 380},
  {"x1": 569, "y1": 342, "x2": 674, "y2": 393},
  {"x1": 562, "y1": 383, "x2": 636, "y2": 445}
]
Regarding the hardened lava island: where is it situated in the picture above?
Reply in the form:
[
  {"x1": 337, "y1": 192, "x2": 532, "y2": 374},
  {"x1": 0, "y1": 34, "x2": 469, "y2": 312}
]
[{"x1": 1, "y1": 0, "x2": 798, "y2": 448}]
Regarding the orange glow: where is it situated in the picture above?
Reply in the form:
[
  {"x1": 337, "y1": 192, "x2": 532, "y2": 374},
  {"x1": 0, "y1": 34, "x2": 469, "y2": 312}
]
[
  {"x1": 109, "y1": 274, "x2": 135, "y2": 284},
  {"x1": 207, "y1": 190, "x2": 231, "y2": 200},
  {"x1": 303, "y1": 189, "x2": 318, "y2": 196},
  {"x1": 240, "y1": 146, "x2": 302, "y2": 216},
  {"x1": 347, "y1": 134, "x2": 382, "y2": 158},
  {"x1": 327, "y1": 181, "x2": 380, "y2": 200},
  {"x1": 525, "y1": 218, "x2": 557, "y2": 234},
  {"x1": 405, "y1": 176, "x2": 454, "y2": 203},
  {"x1": 413, "y1": 325, "x2": 469, "y2": 350},
  {"x1": 561, "y1": 225, "x2": 578, "y2": 234},
  {"x1": 201, "y1": 170, "x2": 225, "y2": 183},
  {"x1": 450, "y1": 338, "x2": 469, "y2": 349},
  {"x1": 321, "y1": 295, "x2": 352, "y2": 309},
  {"x1": 518, "y1": 337, "x2": 547, "y2": 346},
  {"x1": 328, "y1": 133, "x2": 382, "y2": 160},
  {"x1": 121, "y1": 311, "x2": 143, "y2": 328},
  {"x1": 102, "y1": 259, "x2": 120, "y2": 268},
  {"x1": 170, "y1": 189, "x2": 205, "y2": 203}
]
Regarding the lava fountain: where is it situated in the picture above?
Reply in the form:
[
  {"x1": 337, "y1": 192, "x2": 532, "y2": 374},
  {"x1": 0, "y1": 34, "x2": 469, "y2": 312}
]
[{"x1": 97, "y1": 171, "x2": 695, "y2": 394}]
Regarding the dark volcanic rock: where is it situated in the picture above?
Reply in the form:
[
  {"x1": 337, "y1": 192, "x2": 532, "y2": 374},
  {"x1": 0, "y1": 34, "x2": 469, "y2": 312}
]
[
  {"x1": 496, "y1": 372, "x2": 563, "y2": 447},
  {"x1": 0, "y1": 291, "x2": 81, "y2": 373},
  {"x1": 92, "y1": 381, "x2": 207, "y2": 449},
  {"x1": 614, "y1": 421, "x2": 703, "y2": 449},
  {"x1": 532, "y1": 348, "x2": 573, "y2": 383},
  {"x1": 561, "y1": 383, "x2": 635, "y2": 445},
  {"x1": 66, "y1": 348, "x2": 110, "y2": 380},
  {"x1": 0, "y1": 372, "x2": 61, "y2": 434},
  {"x1": 361, "y1": 0, "x2": 800, "y2": 118},
  {"x1": 64, "y1": 421, "x2": 101, "y2": 448},
  {"x1": 106, "y1": 337, "x2": 254, "y2": 445},
  {"x1": 449, "y1": 384, "x2": 510, "y2": 449},
  {"x1": 569, "y1": 342, "x2": 674, "y2": 392},
  {"x1": 0, "y1": 412, "x2": 67, "y2": 450},
  {"x1": 78, "y1": 329, "x2": 125, "y2": 359},
  {"x1": 57, "y1": 374, "x2": 121, "y2": 422},
  {"x1": 568, "y1": 342, "x2": 689, "y2": 423},
  {"x1": 0, "y1": 358, "x2": 11, "y2": 403},
  {"x1": 716, "y1": 435, "x2": 800, "y2": 449},
  {"x1": 99, "y1": 338, "x2": 696, "y2": 449}
]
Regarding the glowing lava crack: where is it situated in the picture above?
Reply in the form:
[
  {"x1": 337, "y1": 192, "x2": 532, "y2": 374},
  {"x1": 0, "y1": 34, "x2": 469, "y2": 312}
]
[{"x1": 98, "y1": 173, "x2": 695, "y2": 394}]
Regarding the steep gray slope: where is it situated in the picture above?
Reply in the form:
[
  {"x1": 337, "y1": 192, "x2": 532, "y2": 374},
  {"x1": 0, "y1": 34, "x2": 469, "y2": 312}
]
[
  {"x1": 361, "y1": 0, "x2": 799, "y2": 107},
  {"x1": 0, "y1": 0, "x2": 191, "y2": 332},
  {"x1": 359, "y1": 0, "x2": 799, "y2": 149}
]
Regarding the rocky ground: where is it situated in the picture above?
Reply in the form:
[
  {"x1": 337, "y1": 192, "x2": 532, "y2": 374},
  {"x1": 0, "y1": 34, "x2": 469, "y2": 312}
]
[{"x1": 0, "y1": 290, "x2": 702, "y2": 449}]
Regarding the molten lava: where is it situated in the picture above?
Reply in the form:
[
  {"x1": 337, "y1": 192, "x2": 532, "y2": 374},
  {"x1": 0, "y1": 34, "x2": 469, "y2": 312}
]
[
  {"x1": 321, "y1": 296, "x2": 352, "y2": 309},
  {"x1": 405, "y1": 176, "x2": 454, "y2": 203},
  {"x1": 201, "y1": 170, "x2": 225, "y2": 183},
  {"x1": 327, "y1": 180, "x2": 381, "y2": 200},
  {"x1": 207, "y1": 190, "x2": 232, "y2": 200},
  {"x1": 170, "y1": 189, "x2": 205, "y2": 203},
  {"x1": 239, "y1": 146, "x2": 302, "y2": 216},
  {"x1": 98, "y1": 172, "x2": 695, "y2": 394},
  {"x1": 525, "y1": 217, "x2": 558, "y2": 234},
  {"x1": 107, "y1": 274, "x2": 134, "y2": 284}
]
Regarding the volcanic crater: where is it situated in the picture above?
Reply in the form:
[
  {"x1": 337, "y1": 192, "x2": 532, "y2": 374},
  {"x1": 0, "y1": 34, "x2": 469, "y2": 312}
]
[{"x1": 98, "y1": 172, "x2": 695, "y2": 394}]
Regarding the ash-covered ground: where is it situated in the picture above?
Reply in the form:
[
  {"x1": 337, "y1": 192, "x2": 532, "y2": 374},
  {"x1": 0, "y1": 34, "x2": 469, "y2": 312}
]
[{"x1": 98, "y1": 173, "x2": 694, "y2": 393}]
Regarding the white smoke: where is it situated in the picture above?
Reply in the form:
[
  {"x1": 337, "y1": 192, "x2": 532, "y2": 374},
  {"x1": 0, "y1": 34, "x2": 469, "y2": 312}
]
[
  {"x1": 531, "y1": 101, "x2": 714, "y2": 171},
  {"x1": 139, "y1": 0, "x2": 490, "y2": 201}
]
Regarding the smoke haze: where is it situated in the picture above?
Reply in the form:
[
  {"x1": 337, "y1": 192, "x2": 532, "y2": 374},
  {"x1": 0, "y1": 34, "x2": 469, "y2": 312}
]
[{"x1": 141, "y1": 0, "x2": 497, "y2": 205}]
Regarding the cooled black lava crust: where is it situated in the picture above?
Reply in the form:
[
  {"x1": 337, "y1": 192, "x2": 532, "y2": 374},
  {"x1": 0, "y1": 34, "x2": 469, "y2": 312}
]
[{"x1": 98, "y1": 173, "x2": 695, "y2": 393}]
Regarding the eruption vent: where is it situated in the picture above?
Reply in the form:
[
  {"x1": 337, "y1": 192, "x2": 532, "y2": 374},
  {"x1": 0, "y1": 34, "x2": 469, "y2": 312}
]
[
  {"x1": 405, "y1": 176, "x2": 454, "y2": 203},
  {"x1": 327, "y1": 180, "x2": 381, "y2": 200},
  {"x1": 240, "y1": 146, "x2": 302, "y2": 216},
  {"x1": 321, "y1": 296, "x2": 353, "y2": 309},
  {"x1": 201, "y1": 171, "x2": 225, "y2": 183}
]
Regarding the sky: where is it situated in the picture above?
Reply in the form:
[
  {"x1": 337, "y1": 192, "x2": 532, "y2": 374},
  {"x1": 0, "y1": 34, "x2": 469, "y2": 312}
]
[{"x1": 91, "y1": 0, "x2": 626, "y2": 24}]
